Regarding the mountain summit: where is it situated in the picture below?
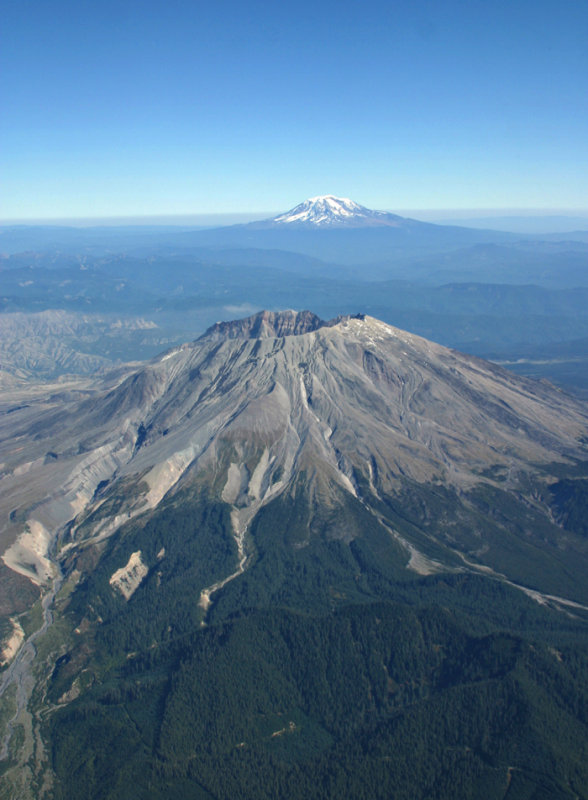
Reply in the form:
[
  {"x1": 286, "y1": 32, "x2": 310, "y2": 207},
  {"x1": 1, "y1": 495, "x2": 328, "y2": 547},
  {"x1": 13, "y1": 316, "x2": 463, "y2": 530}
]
[
  {"x1": 202, "y1": 309, "x2": 364, "y2": 340},
  {"x1": 2, "y1": 310, "x2": 588, "y2": 797},
  {"x1": 184, "y1": 196, "x2": 517, "y2": 266},
  {"x1": 2, "y1": 310, "x2": 587, "y2": 603},
  {"x1": 268, "y1": 195, "x2": 406, "y2": 228}
]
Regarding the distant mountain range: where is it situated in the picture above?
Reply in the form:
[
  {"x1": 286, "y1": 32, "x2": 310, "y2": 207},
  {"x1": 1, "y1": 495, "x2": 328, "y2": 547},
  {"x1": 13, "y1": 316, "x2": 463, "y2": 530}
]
[
  {"x1": 436, "y1": 214, "x2": 588, "y2": 235},
  {"x1": 168, "y1": 195, "x2": 523, "y2": 264},
  {"x1": 3, "y1": 195, "x2": 581, "y2": 260},
  {"x1": 1, "y1": 195, "x2": 588, "y2": 394}
]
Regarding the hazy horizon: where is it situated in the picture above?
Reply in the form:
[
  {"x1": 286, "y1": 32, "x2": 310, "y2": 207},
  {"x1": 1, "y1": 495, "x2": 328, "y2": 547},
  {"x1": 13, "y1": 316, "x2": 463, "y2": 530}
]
[{"x1": 2, "y1": 206, "x2": 587, "y2": 234}]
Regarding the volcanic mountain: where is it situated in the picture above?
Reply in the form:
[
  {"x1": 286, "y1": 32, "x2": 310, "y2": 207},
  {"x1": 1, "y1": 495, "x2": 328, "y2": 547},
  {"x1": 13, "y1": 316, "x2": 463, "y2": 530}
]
[
  {"x1": 2, "y1": 310, "x2": 588, "y2": 798},
  {"x1": 266, "y1": 195, "x2": 410, "y2": 228},
  {"x1": 2, "y1": 309, "x2": 587, "y2": 603},
  {"x1": 169, "y1": 196, "x2": 517, "y2": 268}
]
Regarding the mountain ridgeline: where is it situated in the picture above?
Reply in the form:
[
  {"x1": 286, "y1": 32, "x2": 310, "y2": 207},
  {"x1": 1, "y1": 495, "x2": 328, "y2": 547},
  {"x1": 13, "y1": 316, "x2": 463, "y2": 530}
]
[
  {"x1": 201, "y1": 309, "x2": 359, "y2": 340},
  {"x1": 2, "y1": 195, "x2": 588, "y2": 397},
  {"x1": 1, "y1": 310, "x2": 588, "y2": 798}
]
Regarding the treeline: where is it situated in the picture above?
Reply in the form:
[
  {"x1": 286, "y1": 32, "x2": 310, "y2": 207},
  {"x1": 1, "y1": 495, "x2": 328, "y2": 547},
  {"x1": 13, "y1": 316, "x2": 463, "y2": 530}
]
[{"x1": 46, "y1": 475, "x2": 588, "y2": 798}]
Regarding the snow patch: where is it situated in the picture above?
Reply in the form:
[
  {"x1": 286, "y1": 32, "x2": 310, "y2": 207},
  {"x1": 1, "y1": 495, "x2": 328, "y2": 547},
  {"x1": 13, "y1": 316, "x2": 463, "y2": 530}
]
[{"x1": 273, "y1": 195, "x2": 381, "y2": 226}]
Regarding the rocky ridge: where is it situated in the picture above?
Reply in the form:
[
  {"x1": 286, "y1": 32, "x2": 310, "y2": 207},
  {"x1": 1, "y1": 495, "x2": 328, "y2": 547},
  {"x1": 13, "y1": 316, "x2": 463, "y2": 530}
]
[{"x1": 1, "y1": 310, "x2": 587, "y2": 599}]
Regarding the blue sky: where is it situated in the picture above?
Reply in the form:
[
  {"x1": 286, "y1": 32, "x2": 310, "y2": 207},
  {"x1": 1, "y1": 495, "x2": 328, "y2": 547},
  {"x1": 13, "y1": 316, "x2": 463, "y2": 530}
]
[{"x1": 1, "y1": 0, "x2": 587, "y2": 220}]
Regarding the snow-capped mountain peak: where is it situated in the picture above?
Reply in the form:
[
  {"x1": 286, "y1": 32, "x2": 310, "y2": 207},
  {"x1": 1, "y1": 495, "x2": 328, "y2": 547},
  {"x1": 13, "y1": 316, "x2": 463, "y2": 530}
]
[{"x1": 271, "y1": 195, "x2": 398, "y2": 227}]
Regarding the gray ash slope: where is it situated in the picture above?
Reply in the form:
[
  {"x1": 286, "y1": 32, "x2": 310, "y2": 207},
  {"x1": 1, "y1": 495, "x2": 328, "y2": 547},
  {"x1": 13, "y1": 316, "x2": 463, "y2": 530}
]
[
  {"x1": 1, "y1": 310, "x2": 588, "y2": 611},
  {"x1": 3, "y1": 309, "x2": 588, "y2": 800}
]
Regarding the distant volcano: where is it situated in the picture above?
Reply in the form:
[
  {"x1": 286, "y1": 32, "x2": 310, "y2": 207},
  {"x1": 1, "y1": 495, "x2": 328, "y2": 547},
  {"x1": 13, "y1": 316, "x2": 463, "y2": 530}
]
[
  {"x1": 166, "y1": 195, "x2": 518, "y2": 267},
  {"x1": 266, "y1": 195, "x2": 409, "y2": 228}
]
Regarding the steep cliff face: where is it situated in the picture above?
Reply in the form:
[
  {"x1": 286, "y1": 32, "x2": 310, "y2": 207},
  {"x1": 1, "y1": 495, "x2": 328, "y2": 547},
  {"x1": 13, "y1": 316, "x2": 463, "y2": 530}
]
[{"x1": 201, "y1": 309, "x2": 357, "y2": 340}]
